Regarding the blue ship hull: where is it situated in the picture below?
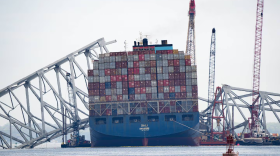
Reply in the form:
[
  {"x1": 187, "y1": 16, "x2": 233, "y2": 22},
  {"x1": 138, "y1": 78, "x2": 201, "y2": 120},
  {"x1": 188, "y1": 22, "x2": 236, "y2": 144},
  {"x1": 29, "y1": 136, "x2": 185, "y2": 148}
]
[{"x1": 89, "y1": 112, "x2": 200, "y2": 146}]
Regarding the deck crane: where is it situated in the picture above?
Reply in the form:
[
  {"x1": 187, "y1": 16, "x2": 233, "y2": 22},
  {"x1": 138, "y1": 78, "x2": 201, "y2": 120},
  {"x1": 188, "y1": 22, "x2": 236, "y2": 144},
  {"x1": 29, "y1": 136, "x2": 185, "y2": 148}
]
[
  {"x1": 250, "y1": 0, "x2": 264, "y2": 136},
  {"x1": 207, "y1": 28, "x2": 216, "y2": 132},
  {"x1": 186, "y1": 0, "x2": 196, "y2": 65}
]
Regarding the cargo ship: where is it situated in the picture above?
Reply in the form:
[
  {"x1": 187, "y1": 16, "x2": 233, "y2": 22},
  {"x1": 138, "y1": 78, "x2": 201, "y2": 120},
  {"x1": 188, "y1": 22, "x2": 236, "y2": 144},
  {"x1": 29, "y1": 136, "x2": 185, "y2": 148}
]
[{"x1": 88, "y1": 39, "x2": 200, "y2": 146}]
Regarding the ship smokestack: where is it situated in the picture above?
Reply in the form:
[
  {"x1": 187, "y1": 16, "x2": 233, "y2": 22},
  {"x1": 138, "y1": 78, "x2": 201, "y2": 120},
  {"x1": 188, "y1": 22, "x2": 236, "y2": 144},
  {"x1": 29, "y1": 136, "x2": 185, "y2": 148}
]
[
  {"x1": 161, "y1": 40, "x2": 167, "y2": 45},
  {"x1": 134, "y1": 41, "x2": 136, "y2": 46},
  {"x1": 143, "y1": 38, "x2": 148, "y2": 46},
  {"x1": 137, "y1": 42, "x2": 139, "y2": 46}
]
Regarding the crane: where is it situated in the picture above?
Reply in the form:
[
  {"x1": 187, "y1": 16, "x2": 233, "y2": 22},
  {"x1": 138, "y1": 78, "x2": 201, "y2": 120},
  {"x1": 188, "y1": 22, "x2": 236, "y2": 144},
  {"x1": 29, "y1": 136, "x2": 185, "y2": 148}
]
[
  {"x1": 250, "y1": 0, "x2": 264, "y2": 136},
  {"x1": 186, "y1": 0, "x2": 196, "y2": 65}
]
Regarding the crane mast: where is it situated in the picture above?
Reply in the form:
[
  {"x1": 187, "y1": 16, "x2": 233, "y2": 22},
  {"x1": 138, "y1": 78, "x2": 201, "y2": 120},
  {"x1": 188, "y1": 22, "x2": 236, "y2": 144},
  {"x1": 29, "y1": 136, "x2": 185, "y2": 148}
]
[
  {"x1": 208, "y1": 28, "x2": 216, "y2": 106},
  {"x1": 186, "y1": 0, "x2": 196, "y2": 65},
  {"x1": 251, "y1": 0, "x2": 264, "y2": 135}
]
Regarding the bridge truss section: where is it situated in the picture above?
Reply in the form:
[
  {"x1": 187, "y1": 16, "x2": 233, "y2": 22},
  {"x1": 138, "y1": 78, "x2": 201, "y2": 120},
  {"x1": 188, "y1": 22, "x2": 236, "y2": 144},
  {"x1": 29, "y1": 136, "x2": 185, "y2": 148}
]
[
  {"x1": 199, "y1": 84, "x2": 280, "y2": 140},
  {"x1": 0, "y1": 38, "x2": 116, "y2": 149}
]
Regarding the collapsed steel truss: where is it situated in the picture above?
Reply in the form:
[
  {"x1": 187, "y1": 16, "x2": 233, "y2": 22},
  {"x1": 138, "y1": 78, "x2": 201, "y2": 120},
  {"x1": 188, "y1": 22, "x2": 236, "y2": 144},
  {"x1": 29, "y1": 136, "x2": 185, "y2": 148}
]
[
  {"x1": 200, "y1": 84, "x2": 280, "y2": 139},
  {"x1": 0, "y1": 38, "x2": 116, "y2": 149}
]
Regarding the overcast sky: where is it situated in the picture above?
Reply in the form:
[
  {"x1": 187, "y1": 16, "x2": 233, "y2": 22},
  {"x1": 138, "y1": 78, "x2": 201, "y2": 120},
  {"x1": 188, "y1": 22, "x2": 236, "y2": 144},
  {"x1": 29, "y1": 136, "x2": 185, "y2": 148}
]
[{"x1": 0, "y1": 0, "x2": 280, "y2": 124}]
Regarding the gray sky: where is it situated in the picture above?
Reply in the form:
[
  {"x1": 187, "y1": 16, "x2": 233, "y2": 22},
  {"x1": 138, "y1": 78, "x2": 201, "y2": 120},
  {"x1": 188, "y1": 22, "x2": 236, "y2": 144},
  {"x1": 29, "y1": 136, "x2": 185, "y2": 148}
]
[{"x1": 0, "y1": 0, "x2": 280, "y2": 123}]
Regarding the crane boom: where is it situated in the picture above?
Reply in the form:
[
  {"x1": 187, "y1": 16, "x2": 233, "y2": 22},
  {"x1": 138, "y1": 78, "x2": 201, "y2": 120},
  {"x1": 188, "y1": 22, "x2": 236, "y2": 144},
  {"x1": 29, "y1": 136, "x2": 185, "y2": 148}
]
[
  {"x1": 186, "y1": 0, "x2": 196, "y2": 65},
  {"x1": 251, "y1": 0, "x2": 264, "y2": 134},
  {"x1": 208, "y1": 28, "x2": 216, "y2": 106}
]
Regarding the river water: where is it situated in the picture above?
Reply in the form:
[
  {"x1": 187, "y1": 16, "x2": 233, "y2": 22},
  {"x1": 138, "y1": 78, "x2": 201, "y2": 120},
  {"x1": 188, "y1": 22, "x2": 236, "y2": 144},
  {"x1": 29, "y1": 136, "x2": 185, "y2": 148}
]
[{"x1": 0, "y1": 143, "x2": 279, "y2": 156}]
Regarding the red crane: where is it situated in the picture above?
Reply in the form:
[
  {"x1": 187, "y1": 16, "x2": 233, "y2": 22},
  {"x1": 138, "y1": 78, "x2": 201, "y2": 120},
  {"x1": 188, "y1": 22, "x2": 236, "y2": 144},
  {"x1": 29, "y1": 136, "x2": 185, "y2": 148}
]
[{"x1": 251, "y1": 0, "x2": 264, "y2": 135}]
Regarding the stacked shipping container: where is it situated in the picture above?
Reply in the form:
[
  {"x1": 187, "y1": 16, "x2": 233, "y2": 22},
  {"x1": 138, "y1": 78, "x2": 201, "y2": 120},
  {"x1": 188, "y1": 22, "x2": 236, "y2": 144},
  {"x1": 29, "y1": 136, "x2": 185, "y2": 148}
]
[{"x1": 88, "y1": 48, "x2": 198, "y2": 117}]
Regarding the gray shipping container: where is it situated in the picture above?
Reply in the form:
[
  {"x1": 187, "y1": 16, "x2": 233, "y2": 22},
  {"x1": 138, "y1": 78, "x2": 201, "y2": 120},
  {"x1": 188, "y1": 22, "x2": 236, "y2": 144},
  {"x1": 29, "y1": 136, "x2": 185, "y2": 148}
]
[
  {"x1": 168, "y1": 66, "x2": 174, "y2": 73},
  {"x1": 105, "y1": 53, "x2": 110, "y2": 57},
  {"x1": 110, "y1": 56, "x2": 116, "y2": 62},
  {"x1": 99, "y1": 70, "x2": 105, "y2": 77},
  {"x1": 157, "y1": 60, "x2": 163, "y2": 67},
  {"x1": 139, "y1": 68, "x2": 145, "y2": 74},
  {"x1": 93, "y1": 63, "x2": 99, "y2": 70},
  {"x1": 162, "y1": 54, "x2": 168, "y2": 60},
  {"x1": 99, "y1": 63, "x2": 105, "y2": 70},
  {"x1": 163, "y1": 67, "x2": 169, "y2": 74},
  {"x1": 157, "y1": 67, "x2": 163, "y2": 73},
  {"x1": 150, "y1": 54, "x2": 156, "y2": 60},
  {"x1": 157, "y1": 74, "x2": 163, "y2": 80},
  {"x1": 98, "y1": 57, "x2": 104, "y2": 63},
  {"x1": 164, "y1": 86, "x2": 169, "y2": 93},
  {"x1": 112, "y1": 89, "x2": 117, "y2": 95},
  {"x1": 123, "y1": 95, "x2": 129, "y2": 101},
  {"x1": 180, "y1": 66, "x2": 186, "y2": 72},
  {"x1": 145, "y1": 74, "x2": 151, "y2": 80},
  {"x1": 180, "y1": 60, "x2": 185, "y2": 66},
  {"x1": 192, "y1": 79, "x2": 197, "y2": 85},
  {"x1": 158, "y1": 93, "x2": 164, "y2": 99},
  {"x1": 135, "y1": 94, "x2": 141, "y2": 100},
  {"x1": 145, "y1": 54, "x2": 150, "y2": 61},
  {"x1": 122, "y1": 68, "x2": 127, "y2": 75},
  {"x1": 140, "y1": 74, "x2": 146, "y2": 81},
  {"x1": 128, "y1": 55, "x2": 134, "y2": 62},
  {"x1": 186, "y1": 66, "x2": 192, "y2": 72},
  {"x1": 117, "y1": 89, "x2": 122, "y2": 95},
  {"x1": 168, "y1": 54, "x2": 174, "y2": 60},
  {"x1": 112, "y1": 95, "x2": 117, "y2": 101},
  {"x1": 186, "y1": 86, "x2": 192, "y2": 92},
  {"x1": 93, "y1": 77, "x2": 100, "y2": 82},
  {"x1": 105, "y1": 89, "x2": 111, "y2": 95},
  {"x1": 146, "y1": 87, "x2": 152, "y2": 93},
  {"x1": 116, "y1": 69, "x2": 122, "y2": 75},
  {"x1": 186, "y1": 73, "x2": 192, "y2": 79},
  {"x1": 116, "y1": 56, "x2": 121, "y2": 62},
  {"x1": 117, "y1": 82, "x2": 122, "y2": 89},
  {"x1": 163, "y1": 60, "x2": 168, "y2": 67},
  {"x1": 133, "y1": 55, "x2": 139, "y2": 61},
  {"x1": 88, "y1": 76, "x2": 94, "y2": 83},
  {"x1": 192, "y1": 65, "x2": 197, "y2": 72},
  {"x1": 134, "y1": 75, "x2": 140, "y2": 81},
  {"x1": 139, "y1": 61, "x2": 145, "y2": 68},
  {"x1": 140, "y1": 94, "x2": 146, "y2": 100},
  {"x1": 93, "y1": 70, "x2": 99, "y2": 76},
  {"x1": 152, "y1": 93, "x2": 157, "y2": 99},
  {"x1": 175, "y1": 86, "x2": 180, "y2": 92},
  {"x1": 121, "y1": 56, "x2": 127, "y2": 61},
  {"x1": 104, "y1": 56, "x2": 110, "y2": 62},
  {"x1": 94, "y1": 96, "x2": 100, "y2": 102},
  {"x1": 100, "y1": 76, "x2": 105, "y2": 83},
  {"x1": 186, "y1": 79, "x2": 192, "y2": 85},
  {"x1": 174, "y1": 54, "x2": 179, "y2": 59},
  {"x1": 110, "y1": 62, "x2": 115, "y2": 69},
  {"x1": 151, "y1": 67, "x2": 157, "y2": 74},
  {"x1": 105, "y1": 76, "x2": 110, "y2": 82},
  {"x1": 151, "y1": 80, "x2": 157, "y2": 87},
  {"x1": 187, "y1": 93, "x2": 192, "y2": 98},
  {"x1": 163, "y1": 73, "x2": 169, "y2": 80},
  {"x1": 89, "y1": 96, "x2": 94, "y2": 103},
  {"x1": 128, "y1": 62, "x2": 133, "y2": 68},
  {"x1": 152, "y1": 87, "x2": 157, "y2": 93},
  {"x1": 179, "y1": 54, "x2": 185, "y2": 60},
  {"x1": 192, "y1": 72, "x2": 197, "y2": 78},
  {"x1": 105, "y1": 63, "x2": 110, "y2": 69}
]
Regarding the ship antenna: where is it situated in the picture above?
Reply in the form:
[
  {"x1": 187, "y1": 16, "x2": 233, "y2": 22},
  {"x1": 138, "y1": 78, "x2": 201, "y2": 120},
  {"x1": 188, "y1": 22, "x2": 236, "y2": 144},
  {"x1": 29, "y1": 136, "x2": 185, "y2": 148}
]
[{"x1": 124, "y1": 40, "x2": 127, "y2": 52}]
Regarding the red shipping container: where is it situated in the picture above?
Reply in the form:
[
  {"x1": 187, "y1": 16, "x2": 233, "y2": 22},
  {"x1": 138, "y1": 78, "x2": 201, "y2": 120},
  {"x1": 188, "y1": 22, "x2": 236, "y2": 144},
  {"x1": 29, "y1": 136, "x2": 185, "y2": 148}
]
[
  {"x1": 150, "y1": 61, "x2": 156, "y2": 67},
  {"x1": 115, "y1": 52, "x2": 120, "y2": 56},
  {"x1": 133, "y1": 61, "x2": 139, "y2": 67},
  {"x1": 135, "y1": 81, "x2": 140, "y2": 87},
  {"x1": 168, "y1": 60, "x2": 174, "y2": 66},
  {"x1": 164, "y1": 93, "x2": 169, "y2": 99},
  {"x1": 169, "y1": 73, "x2": 174, "y2": 79},
  {"x1": 129, "y1": 81, "x2": 135, "y2": 88},
  {"x1": 163, "y1": 80, "x2": 169, "y2": 86},
  {"x1": 185, "y1": 59, "x2": 191, "y2": 66},
  {"x1": 164, "y1": 107, "x2": 170, "y2": 113},
  {"x1": 122, "y1": 75, "x2": 128, "y2": 81},
  {"x1": 159, "y1": 101, "x2": 164, "y2": 106},
  {"x1": 88, "y1": 70, "x2": 93, "y2": 76},
  {"x1": 169, "y1": 80, "x2": 174, "y2": 86},
  {"x1": 174, "y1": 67, "x2": 180, "y2": 73},
  {"x1": 193, "y1": 105, "x2": 198, "y2": 112},
  {"x1": 116, "y1": 62, "x2": 122, "y2": 68},
  {"x1": 158, "y1": 87, "x2": 164, "y2": 93},
  {"x1": 169, "y1": 86, "x2": 175, "y2": 93},
  {"x1": 129, "y1": 95, "x2": 135, "y2": 101},
  {"x1": 128, "y1": 68, "x2": 134, "y2": 75},
  {"x1": 138, "y1": 51, "x2": 144, "y2": 54},
  {"x1": 181, "y1": 86, "x2": 186, "y2": 92},
  {"x1": 106, "y1": 95, "x2": 112, "y2": 101},
  {"x1": 110, "y1": 52, "x2": 116, "y2": 56},
  {"x1": 93, "y1": 90, "x2": 99, "y2": 96},
  {"x1": 141, "y1": 102, "x2": 147, "y2": 107},
  {"x1": 139, "y1": 54, "x2": 145, "y2": 61},
  {"x1": 116, "y1": 75, "x2": 122, "y2": 82},
  {"x1": 111, "y1": 69, "x2": 116, "y2": 76},
  {"x1": 121, "y1": 62, "x2": 127, "y2": 68},
  {"x1": 111, "y1": 76, "x2": 116, "y2": 82},
  {"x1": 175, "y1": 93, "x2": 180, "y2": 98},
  {"x1": 174, "y1": 80, "x2": 180, "y2": 86},
  {"x1": 122, "y1": 88, "x2": 128, "y2": 95},
  {"x1": 100, "y1": 89, "x2": 105, "y2": 96},
  {"x1": 157, "y1": 51, "x2": 162, "y2": 54},
  {"x1": 192, "y1": 85, "x2": 198, "y2": 92},
  {"x1": 140, "y1": 81, "x2": 145, "y2": 87},
  {"x1": 117, "y1": 95, "x2": 123, "y2": 101},
  {"x1": 192, "y1": 92, "x2": 198, "y2": 98},
  {"x1": 167, "y1": 50, "x2": 173, "y2": 54},
  {"x1": 179, "y1": 73, "x2": 186, "y2": 80},
  {"x1": 162, "y1": 50, "x2": 168, "y2": 54},
  {"x1": 128, "y1": 75, "x2": 134, "y2": 81},
  {"x1": 101, "y1": 104, "x2": 106, "y2": 109},
  {"x1": 100, "y1": 83, "x2": 105, "y2": 89},
  {"x1": 146, "y1": 94, "x2": 152, "y2": 100},
  {"x1": 180, "y1": 92, "x2": 187, "y2": 98},
  {"x1": 106, "y1": 109, "x2": 112, "y2": 116},
  {"x1": 145, "y1": 81, "x2": 151, "y2": 87},
  {"x1": 122, "y1": 82, "x2": 128, "y2": 88},
  {"x1": 88, "y1": 90, "x2": 94, "y2": 96},
  {"x1": 134, "y1": 68, "x2": 140, "y2": 74},
  {"x1": 89, "y1": 110, "x2": 95, "y2": 116},
  {"x1": 111, "y1": 82, "x2": 116, "y2": 88},
  {"x1": 158, "y1": 80, "x2": 164, "y2": 86},
  {"x1": 144, "y1": 51, "x2": 149, "y2": 54},
  {"x1": 128, "y1": 52, "x2": 133, "y2": 55},
  {"x1": 174, "y1": 73, "x2": 180, "y2": 79},
  {"x1": 88, "y1": 82, "x2": 94, "y2": 89},
  {"x1": 133, "y1": 51, "x2": 139, "y2": 55},
  {"x1": 141, "y1": 87, "x2": 146, "y2": 94},
  {"x1": 176, "y1": 106, "x2": 182, "y2": 112},
  {"x1": 151, "y1": 74, "x2": 157, "y2": 80},
  {"x1": 135, "y1": 88, "x2": 141, "y2": 94},
  {"x1": 145, "y1": 68, "x2": 151, "y2": 74},
  {"x1": 170, "y1": 101, "x2": 176, "y2": 106},
  {"x1": 180, "y1": 80, "x2": 186, "y2": 86},
  {"x1": 174, "y1": 60, "x2": 180, "y2": 66},
  {"x1": 105, "y1": 69, "x2": 111, "y2": 76}
]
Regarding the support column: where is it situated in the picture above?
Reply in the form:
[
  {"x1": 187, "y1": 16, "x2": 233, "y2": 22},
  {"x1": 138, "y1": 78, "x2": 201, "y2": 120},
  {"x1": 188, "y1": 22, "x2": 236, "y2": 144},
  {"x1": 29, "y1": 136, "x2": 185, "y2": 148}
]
[
  {"x1": 84, "y1": 50, "x2": 91, "y2": 70},
  {"x1": 38, "y1": 72, "x2": 46, "y2": 134},
  {"x1": 10, "y1": 121, "x2": 12, "y2": 149},
  {"x1": 24, "y1": 83, "x2": 32, "y2": 140}
]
